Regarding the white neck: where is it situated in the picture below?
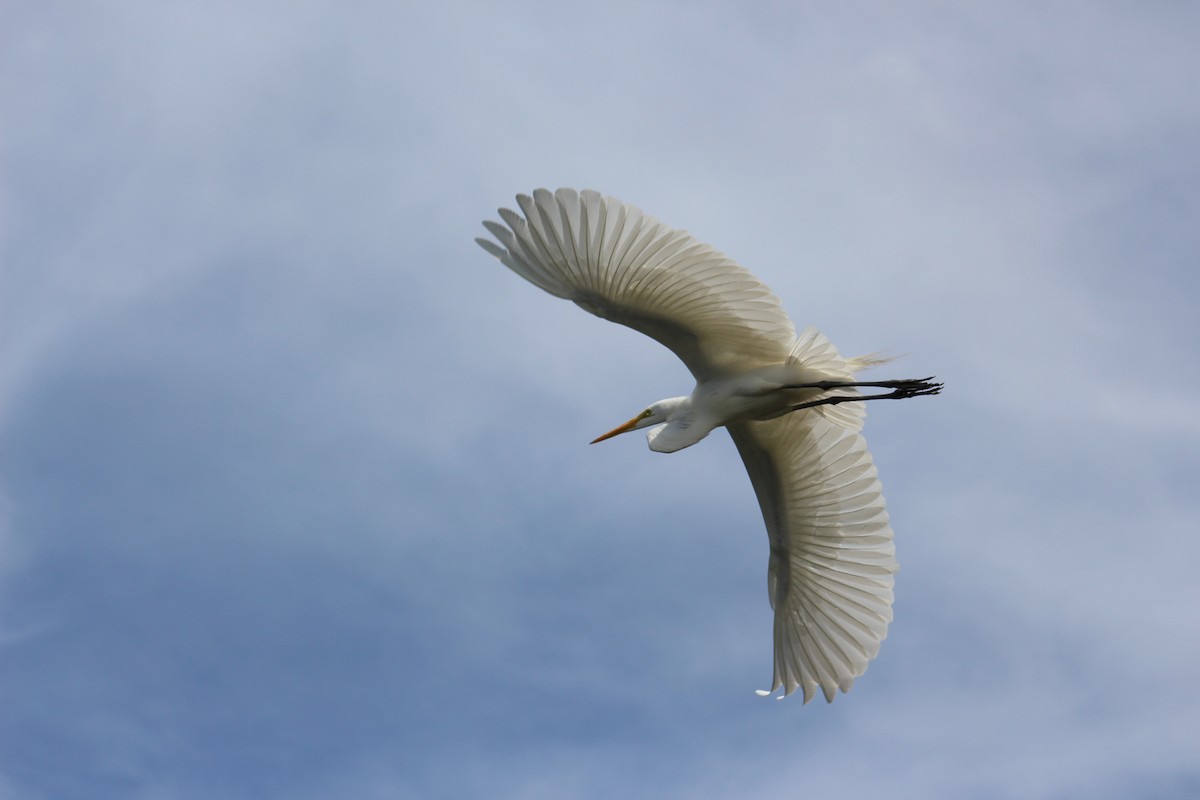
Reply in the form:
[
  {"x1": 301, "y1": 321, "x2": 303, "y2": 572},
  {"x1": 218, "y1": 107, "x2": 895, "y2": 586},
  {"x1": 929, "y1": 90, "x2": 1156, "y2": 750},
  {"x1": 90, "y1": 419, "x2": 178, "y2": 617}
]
[{"x1": 646, "y1": 396, "x2": 712, "y2": 453}]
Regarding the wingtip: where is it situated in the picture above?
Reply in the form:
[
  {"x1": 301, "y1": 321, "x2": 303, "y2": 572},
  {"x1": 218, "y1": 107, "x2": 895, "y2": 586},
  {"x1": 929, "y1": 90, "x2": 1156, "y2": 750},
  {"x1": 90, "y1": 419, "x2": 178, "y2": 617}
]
[{"x1": 475, "y1": 237, "x2": 506, "y2": 258}]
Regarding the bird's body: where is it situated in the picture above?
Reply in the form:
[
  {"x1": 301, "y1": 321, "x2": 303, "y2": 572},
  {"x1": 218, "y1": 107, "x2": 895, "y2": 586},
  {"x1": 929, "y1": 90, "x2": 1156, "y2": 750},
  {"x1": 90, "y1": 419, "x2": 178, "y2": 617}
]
[
  {"x1": 477, "y1": 189, "x2": 939, "y2": 703},
  {"x1": 618, "y1": 360, "x2": 878, "y2": 453}
]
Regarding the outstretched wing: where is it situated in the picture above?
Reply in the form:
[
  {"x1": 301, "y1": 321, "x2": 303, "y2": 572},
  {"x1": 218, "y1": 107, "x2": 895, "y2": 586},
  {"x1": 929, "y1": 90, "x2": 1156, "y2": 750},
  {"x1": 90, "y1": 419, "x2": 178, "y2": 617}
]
[
  {"x1": 728, "y1": 413, "x2": 896, "y2": 703},
  {"x1": 476, "y1": 188, "x2": 795, "y2": 382}
]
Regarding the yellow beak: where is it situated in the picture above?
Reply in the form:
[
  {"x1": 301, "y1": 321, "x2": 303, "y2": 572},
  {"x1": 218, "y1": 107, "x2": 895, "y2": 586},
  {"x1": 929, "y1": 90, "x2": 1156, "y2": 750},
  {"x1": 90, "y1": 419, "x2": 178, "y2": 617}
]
[{"x1": 590, "y1": 415, "x2": 643, "y2": 444}]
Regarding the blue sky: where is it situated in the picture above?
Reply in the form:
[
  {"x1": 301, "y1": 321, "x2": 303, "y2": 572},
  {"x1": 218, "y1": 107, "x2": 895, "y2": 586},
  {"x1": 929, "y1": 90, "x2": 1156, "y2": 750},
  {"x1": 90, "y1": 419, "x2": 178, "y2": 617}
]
[{"x1": 2, "y1": 2, "x2": 1198, "y2": 798}]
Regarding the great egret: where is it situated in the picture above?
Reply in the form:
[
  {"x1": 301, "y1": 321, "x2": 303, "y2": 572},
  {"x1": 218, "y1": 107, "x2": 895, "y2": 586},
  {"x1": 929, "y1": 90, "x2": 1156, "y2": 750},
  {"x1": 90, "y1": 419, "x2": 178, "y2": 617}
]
[{"x1": 476, "y1": 188, "x2": 940, "y2": 703}]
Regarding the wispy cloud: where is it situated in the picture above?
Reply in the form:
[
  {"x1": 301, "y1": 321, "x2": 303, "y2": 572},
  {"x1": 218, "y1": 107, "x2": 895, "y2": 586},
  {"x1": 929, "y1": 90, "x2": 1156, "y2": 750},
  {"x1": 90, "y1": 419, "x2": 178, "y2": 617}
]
[{"x1": 2, "y1": 2, "x2": 1197, "y2": 798}]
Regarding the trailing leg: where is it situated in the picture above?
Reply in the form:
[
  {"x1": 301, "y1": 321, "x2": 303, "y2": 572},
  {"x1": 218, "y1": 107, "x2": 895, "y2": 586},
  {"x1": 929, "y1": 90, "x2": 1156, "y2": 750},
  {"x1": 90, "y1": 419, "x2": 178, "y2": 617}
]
[
  {"x1": 783, "y1": 377, "x2": 942, "y2": 394},
  {"x1": 786, "y1": 377, "x2": 942, "y2": 413}
]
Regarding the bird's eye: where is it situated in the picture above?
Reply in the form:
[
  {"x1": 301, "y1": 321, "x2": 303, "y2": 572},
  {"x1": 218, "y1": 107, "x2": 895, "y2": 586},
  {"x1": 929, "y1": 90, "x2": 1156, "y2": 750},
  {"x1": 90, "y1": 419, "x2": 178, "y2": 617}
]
[{"x1": 641, "y1": 408, "x2": 653, "y2": 419}]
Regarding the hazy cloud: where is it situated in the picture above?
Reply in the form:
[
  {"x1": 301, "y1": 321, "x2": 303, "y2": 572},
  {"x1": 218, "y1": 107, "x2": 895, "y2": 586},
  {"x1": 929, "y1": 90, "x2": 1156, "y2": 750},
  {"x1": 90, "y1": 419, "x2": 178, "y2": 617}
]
[{"x1": 2, "y1": 2, "x2": 1198, "y2": 798}]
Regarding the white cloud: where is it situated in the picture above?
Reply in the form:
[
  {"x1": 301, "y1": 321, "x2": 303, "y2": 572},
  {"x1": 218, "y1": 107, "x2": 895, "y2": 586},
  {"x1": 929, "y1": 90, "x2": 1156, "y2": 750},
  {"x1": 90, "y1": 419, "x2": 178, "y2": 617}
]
[{"x1": 1, "y1": 1, "x2": 1198, "y2": 798}]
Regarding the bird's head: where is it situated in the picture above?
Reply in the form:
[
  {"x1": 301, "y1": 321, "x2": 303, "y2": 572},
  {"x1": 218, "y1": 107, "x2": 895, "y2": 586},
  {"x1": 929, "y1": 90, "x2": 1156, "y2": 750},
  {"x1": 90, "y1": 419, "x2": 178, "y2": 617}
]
[{"x1": 590, "y1": 397, "x2": 690, "y2": 445}]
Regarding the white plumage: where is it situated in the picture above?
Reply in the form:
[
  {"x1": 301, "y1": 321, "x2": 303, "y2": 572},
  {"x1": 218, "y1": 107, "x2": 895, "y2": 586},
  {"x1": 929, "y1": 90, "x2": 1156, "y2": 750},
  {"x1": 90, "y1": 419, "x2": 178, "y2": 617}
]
[{"x1": 477, "y1": 188, "x2": 939, "y2": 703}]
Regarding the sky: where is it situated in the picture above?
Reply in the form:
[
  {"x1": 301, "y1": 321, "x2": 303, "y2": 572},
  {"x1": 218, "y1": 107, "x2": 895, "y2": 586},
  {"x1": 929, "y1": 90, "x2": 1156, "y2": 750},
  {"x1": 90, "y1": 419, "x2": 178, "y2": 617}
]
[{"x1": 2, "y1": 1, "x2": 1198, "y2": 798}]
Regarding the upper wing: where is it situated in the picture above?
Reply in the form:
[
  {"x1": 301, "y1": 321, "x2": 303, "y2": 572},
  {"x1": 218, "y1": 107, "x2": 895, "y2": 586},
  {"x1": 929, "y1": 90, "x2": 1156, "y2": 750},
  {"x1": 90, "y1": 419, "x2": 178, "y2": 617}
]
[
  {"x1": 727, "y1": 413, "x2": 896, "y2": 703},
  {"x1": 476, "y1": 188, "x2": 796, "y2": 382}
]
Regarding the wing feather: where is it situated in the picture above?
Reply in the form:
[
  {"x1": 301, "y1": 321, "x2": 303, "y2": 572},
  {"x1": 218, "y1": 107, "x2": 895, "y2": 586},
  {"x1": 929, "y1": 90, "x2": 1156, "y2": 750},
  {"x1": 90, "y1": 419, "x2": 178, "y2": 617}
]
[
  {"x1": 477, "y1": 188, "x2": 796, "y2": 381},
  {"x1": 729, "y1": 413, "x2": 896, "y2": 703}
]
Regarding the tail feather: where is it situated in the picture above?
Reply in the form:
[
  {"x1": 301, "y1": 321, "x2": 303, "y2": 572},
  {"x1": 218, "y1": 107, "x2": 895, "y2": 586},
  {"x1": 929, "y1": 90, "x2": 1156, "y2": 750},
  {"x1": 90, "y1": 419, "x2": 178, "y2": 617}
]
[
  {"x1": 847, "y1": 352, "x2": 897, "y2": 372},
  {"x1": 787, "y1": 327, "x2": 895, "y2": 431}
]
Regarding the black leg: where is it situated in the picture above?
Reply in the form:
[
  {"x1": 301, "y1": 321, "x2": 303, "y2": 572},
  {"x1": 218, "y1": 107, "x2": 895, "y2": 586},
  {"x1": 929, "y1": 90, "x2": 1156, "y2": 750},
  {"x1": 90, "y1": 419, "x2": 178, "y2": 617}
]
[
  {"x1": 782, "y1": 377, "x2": 941, "y2": 393},
  {"x1": 786, "y1": 377, "x2": 942, "y2": 412}
]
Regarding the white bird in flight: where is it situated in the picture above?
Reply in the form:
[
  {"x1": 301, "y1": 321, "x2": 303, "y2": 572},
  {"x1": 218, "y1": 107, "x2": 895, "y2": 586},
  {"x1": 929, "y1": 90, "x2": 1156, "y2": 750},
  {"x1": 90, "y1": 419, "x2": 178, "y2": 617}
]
[{"x1": 477, "y1": 188, "x2": 940, "y2": 703}]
